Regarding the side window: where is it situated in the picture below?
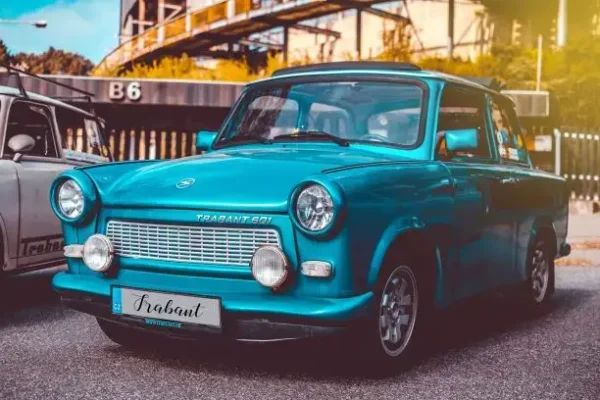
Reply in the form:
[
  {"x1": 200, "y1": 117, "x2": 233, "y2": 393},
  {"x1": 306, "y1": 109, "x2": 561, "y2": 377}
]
[
  {"x1": 4, "y1": 101, "x2": 58, "y2": 158},
  {"x1": 490, "y1": 97, "x2": 529, "y2": 164},
  {"x1": 435, "y1": 86, "x2": 490, "y2": 160},
  {"x1": 55, "y1": 106, "x2": 106, "y2": 158}
]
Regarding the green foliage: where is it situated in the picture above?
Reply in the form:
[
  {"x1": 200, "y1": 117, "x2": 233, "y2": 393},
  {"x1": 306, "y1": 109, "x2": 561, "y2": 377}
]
[
  {"x1": 0, "y1": 40, "x2": 14, "y2": 65},
  {"x1": 13, "y1": 47, "x2": 94, "y2": 75},
  {"x1": 412, "y1": 41, "x2": 600, "y2": 127}
]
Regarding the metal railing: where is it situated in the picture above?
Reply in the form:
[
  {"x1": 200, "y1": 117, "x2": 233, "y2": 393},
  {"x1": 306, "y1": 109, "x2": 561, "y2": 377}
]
[
  {"x1": 97, "y1": 0, "x2": 313, "y2": 72},
  {"x1": 555, "y1": 128, "x2": 600, "y2": 201}
]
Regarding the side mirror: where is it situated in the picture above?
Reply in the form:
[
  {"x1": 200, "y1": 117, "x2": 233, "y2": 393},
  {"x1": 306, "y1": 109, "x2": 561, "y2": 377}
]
[
  {"x1": 196, "y1": 130, "x2": 217, "y2": 153},
  {"x1": 445, "y1": 128, "x2": 478, "y2": 153},
  {"x1": 7, "y1": 134, "x2": 35, "y2": 162}
]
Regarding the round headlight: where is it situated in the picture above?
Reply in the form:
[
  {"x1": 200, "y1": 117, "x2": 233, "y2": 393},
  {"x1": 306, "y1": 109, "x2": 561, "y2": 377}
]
[
  {"x1": 57, "y1": 179, "x2": 85, "y2": 219},
  {"x1": 83, "y1": 234, "x2": 114, "y2": 272},
  {"x1": 251, "y1": 246, "x2": 289, "y2": 289},
  {"x1": 295, "y1": 184, "x2": 334, "y2": 232}
]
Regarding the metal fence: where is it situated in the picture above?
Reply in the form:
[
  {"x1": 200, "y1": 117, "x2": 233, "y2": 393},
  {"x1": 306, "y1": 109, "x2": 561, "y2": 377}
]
[{"x1": 555, "y1": 128, "x2": 600, "y2": 201}]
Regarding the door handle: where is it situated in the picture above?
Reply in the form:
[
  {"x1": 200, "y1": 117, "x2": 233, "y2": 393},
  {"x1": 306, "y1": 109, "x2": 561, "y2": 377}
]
[{"x1": 496, "y1": 177, "x2": 519, "y2": 184}]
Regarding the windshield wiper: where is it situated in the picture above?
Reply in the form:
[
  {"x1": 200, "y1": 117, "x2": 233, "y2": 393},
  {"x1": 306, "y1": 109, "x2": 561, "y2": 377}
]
[
  {"x1": 218, "y1": 134, "x2": 272, "y2": 146},
  {"x1": 273, "y1": 130, "x2": 349, "y2": 147}
]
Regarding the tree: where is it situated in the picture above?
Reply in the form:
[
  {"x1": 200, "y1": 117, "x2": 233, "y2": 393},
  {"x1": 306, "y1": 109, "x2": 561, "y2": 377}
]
[
  {"x1": 0, "y1": 39, "x2": 14, "y2": 65},
  {"x1": 14, "y1": 47, "x2": 94, "y2": 75}
]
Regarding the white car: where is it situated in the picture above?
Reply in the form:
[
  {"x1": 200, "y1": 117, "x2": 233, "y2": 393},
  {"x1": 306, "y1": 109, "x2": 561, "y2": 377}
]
[{"x1": 0, "y1": 79, "x2": 111, "y2": 278}]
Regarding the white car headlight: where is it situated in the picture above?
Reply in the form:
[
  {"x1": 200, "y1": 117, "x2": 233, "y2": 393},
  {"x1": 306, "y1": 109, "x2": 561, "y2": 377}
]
[
  {"x1": 83, "y1": 234, "x2": 114, "y2": 272},
  {"x1": 251, "y1": 246, "x2": 289, "y2": 289},
  {"x1": 57, "y1": 179, "x2": 84, "y2": 219},
  {"x1": 296, "y1": 184, "x2": 334, "y2": 232}
]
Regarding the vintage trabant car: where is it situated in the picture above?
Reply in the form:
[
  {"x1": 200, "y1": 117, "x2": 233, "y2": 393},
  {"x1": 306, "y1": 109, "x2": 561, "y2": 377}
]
[
  {"x1": 51, "y1": 62, "x2": 570, "y2": 367},
  {"x1": 0, "y1": 73, "x2": 111, "y2": 279}
]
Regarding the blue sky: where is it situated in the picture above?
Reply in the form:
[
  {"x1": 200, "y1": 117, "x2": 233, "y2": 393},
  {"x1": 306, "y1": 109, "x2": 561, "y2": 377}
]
[{"x1": 0, "y1": 0, "x2": 119, "y2": 63}]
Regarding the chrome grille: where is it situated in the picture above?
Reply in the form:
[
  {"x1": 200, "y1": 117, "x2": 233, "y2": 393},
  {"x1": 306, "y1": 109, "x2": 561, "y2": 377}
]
[{"x1": 106, "y1": 220, "x2": 281, "y2": 267}]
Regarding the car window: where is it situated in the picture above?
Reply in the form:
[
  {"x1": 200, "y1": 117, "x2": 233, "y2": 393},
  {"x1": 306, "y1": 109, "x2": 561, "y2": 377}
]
[
  {"x1": 436, "y1": 86, "x2": 490, "y2": 160},
  {"x1": 54, "y1": 106, "x2": 111, "y2": 162},
  {"x1": 367, "y1": 108, "x2": 421, "y2": 146},
  {"x1": 4, "y1": 101, "x2": 58, "y2": 158},
  {"x1": 217, "y1": 81, "x2": 425, "y2": 148},
  {"x1": 490, "y1": 97, "x2": 529, "y2": 164},
  {"x1": 308, "y1": 102, "x2": 352, "y2": 138},
  {"x1": 241, "y1": 94, "x2": 299, "y2": 139}
]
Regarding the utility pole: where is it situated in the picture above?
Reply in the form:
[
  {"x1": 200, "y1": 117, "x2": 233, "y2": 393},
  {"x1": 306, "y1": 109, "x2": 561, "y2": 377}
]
[
  {"x1": 448, "y1": 0, "x2": 455, "y2": 58},
  {"x1": 557, "y1": 0, "x2": 567, "y2": 47},
  {"x1": 536, "y1": 34, "x2": 543, "y2": 91}
]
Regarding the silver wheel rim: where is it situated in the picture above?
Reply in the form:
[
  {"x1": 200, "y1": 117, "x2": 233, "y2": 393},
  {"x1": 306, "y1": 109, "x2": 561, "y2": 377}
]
[
  {"x1": 531, "y1": 246, "x2": 549, "y2": 303},
  {"x1": 378, "y1": 265, "x2": 418, "y2": 357}
]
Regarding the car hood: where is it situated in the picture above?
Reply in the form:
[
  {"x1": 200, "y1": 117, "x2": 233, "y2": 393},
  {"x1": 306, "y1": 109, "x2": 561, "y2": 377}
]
[{"x1": 82, "y1": 146, "x2": 413, "y2": 212}]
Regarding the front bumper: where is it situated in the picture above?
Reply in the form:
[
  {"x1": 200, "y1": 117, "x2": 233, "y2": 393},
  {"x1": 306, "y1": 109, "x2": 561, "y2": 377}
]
[{"x1": 53, "y1": 271, "x2": 374, "y2": 342}]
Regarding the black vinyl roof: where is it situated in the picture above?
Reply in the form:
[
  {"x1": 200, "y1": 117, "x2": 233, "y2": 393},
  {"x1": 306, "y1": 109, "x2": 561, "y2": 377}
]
[{"x1": 272, "y1": 62, "x2": 422, "y2": 77}]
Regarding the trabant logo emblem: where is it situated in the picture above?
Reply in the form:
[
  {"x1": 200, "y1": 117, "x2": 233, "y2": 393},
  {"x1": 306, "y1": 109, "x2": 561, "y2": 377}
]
[{"x1": 176, "y1": 178, "x2": 195, "y2": 189}]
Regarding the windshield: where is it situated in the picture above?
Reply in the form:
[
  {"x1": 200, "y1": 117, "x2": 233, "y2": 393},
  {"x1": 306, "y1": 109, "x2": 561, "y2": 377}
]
[
  {"x1": 55, "y1": 106, "x2": 111, "y2": 163},
  {"x1": 216, "y1": 80, "x2": 425, "y2": 148}
]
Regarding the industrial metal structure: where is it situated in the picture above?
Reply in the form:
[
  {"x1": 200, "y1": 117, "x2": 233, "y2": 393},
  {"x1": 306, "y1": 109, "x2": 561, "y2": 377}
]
[{"x1": 103, "y1": 0, "x2": 499, "y2": 72}]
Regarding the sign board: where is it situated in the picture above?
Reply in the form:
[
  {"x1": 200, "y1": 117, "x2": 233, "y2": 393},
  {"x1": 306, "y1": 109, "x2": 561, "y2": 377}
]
[{"x1": 534, "y1": 135, "x2": 553, "y2": 152}]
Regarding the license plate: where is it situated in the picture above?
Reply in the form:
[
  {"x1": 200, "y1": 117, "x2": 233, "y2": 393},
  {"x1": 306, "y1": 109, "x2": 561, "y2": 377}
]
[{"x1": 112, "y1": 287, "x2": 221, "y2": 328}]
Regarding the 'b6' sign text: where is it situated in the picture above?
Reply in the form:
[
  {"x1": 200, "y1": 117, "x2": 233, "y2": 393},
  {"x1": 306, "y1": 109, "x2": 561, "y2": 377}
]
[{"x1": 109, "y1": 81, "x2": 142, "y2": 102}]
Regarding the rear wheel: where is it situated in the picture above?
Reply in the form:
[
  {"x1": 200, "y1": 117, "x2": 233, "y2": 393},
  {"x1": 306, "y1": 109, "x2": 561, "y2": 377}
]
[{"x1": 522, "y1": 239, "x2": 555, "y2": 308}]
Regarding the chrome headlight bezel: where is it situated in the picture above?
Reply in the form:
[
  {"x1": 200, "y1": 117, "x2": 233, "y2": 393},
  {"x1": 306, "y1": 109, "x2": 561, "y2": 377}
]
[
  {"x1": 56, "y1": 180, "x2": 85, "y2": 220},
  {"x1": 82, "y1": 234, "x2": 114, "y2": 272},
  {"x1": 50, "y1": 173, "x2": 98, "y2": 225},
  {"x1": 250, "y1": 245, "x2": 289, "y2": 289},
  {"x1": 290, "y1": 180, "x2": 346, "y2": 238}
]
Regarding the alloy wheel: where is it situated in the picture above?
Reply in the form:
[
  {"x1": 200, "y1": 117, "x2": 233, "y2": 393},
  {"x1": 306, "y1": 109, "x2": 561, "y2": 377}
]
[
  {"x1": 531, "y1": 246, "x2": 550, "y2": 303},
  {"x1": 378, "y1": 265, "x2": 419, "y2": 357}
]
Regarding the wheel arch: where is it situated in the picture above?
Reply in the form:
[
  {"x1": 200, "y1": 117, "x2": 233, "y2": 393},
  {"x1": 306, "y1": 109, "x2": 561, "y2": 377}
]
[
  {"x1": 531, "y1": 218, "x2": 558, "y2": 259},
  {"x1": 368, "y1": 223, "x2": 443, "y2": 306}
]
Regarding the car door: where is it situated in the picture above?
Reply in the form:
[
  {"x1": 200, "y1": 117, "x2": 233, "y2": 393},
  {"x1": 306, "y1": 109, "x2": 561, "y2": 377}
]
[
  {"x1": 3, "y1": 100, "x2": 70, "y2": 267},
  {"x1": 435, "y1": 85, "x2": 517, "y2": 300},
  {"x1": 489, "y1": 95, "x2": 537, "y2": 284}
]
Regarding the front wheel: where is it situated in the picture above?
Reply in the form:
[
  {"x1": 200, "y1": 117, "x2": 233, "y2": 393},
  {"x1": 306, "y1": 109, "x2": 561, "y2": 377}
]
[{"x1": 357, "y1": 261, "x2": 428, "y2": 371}]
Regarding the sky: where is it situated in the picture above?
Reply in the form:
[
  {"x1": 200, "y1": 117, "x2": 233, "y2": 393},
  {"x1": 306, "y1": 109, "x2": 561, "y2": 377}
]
[{"x1": 0, "y1": 0, "x2": 120, "y2": 63}]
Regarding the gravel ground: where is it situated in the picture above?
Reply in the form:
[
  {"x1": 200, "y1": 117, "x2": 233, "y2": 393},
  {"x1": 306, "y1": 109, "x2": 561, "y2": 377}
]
[{"x1": 1, "y1": 266, "x2": 599, "y2": 400}]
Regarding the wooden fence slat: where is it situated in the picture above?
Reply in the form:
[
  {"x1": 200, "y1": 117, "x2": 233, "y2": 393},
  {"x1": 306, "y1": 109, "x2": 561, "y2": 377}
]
[
  {"x1": 160, "y1": 131, "x2": 167, "y2": 159},
  {"x1": 149, "y1": 130, "x2": 156, "y2": 160},
  {"x1": 170, "y1": 131, "x2": 177, "y2": 159}
]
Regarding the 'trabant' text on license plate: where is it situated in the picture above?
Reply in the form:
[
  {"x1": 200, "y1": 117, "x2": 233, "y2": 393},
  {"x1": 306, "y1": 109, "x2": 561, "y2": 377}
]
[{"x1": 112, "y1": 287, "x2": 221, "y2": 328}]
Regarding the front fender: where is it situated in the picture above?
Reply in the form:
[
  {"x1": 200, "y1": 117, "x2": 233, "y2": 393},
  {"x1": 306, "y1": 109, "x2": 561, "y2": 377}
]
[
  {"x1": 367, "y1": 217, "x2": 449, "y2": 308},
  {"x1": 367, "y1": 216, "x2": 427, "y2": 287}
]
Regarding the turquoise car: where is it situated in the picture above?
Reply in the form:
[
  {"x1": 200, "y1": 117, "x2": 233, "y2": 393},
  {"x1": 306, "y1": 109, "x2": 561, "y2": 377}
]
[{"x1": 50, "y1": 62, "x2": 570, "y2": 368}]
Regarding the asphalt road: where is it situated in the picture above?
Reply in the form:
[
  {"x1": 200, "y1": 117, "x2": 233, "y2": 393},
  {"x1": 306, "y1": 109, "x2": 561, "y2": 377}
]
[{"x1": 1, "y1": 267, "x2": 599, "y2": 400}]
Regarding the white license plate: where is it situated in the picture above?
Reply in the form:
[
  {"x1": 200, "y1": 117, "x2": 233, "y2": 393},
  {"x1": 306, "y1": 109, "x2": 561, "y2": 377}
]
[{"x1": 112, "y1": 287, "x2": 221, "y2": 328}]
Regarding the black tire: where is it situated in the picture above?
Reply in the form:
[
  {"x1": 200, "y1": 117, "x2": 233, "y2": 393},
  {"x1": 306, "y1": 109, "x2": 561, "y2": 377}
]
[
  {"x1": 521, "y1": 239, "x2": 555, "y2": 309},
  {"x1": 0, "y1": 236, "x2": 5, "y2": 284},
  {"x1": 356, "y1": 253, "x2": 432, "y2": 372},
  {"x1": 97, "y1": 318, "x2": 158, "y2": 349}
]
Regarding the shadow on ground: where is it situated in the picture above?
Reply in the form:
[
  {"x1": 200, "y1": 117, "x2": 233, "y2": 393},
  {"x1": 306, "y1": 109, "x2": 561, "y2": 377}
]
[
  {"x1": 0, "y1": 267, "x2": 66, "y2": 328},
  {"x1": 101, "y1": 286, "x2": 592, "y2": 381}
]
